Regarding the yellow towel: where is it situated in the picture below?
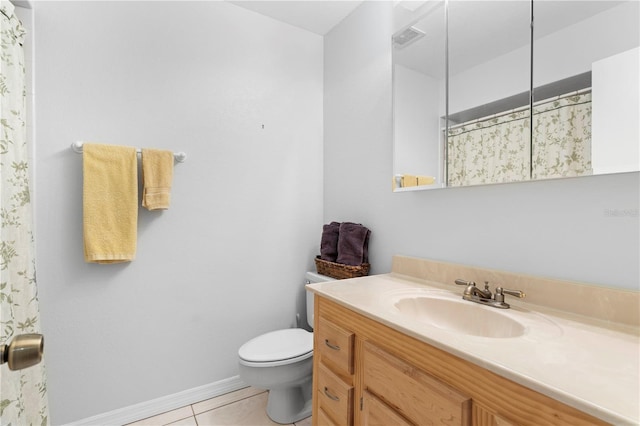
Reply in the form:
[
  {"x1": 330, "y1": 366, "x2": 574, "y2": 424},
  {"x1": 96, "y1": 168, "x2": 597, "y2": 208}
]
[
  {"x1": 417, "y1": 175, "x2": 436, "y2": 186},
  {"x1": 83, "y1": 143, "x2": 138, "y2": 263},
  {"x1": 401, "y1": 174, "x2": 418, "y2": 187},
  {"x1": 141, "y1": 149, "x2": 174, "y2": 210}
]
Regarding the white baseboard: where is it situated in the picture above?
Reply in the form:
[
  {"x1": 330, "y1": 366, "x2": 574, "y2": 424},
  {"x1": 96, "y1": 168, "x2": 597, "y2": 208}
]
[{"x1": 65, "y1": 376, "x2": 247, "y2": 426}]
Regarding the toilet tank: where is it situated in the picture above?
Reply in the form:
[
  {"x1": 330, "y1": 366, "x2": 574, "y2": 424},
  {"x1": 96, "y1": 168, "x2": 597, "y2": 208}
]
[{"x1": 305, "y1": 271, "x2": 335, "y2": 329}]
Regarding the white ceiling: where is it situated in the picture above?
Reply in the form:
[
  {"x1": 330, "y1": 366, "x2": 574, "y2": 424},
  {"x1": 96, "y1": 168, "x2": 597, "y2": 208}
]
[
  {"x1": 395, "y1": 1, "x2": 625, "y2": 79},
  {"x1": 228, "y1": 0, "x2": 363, "y2": 35}
]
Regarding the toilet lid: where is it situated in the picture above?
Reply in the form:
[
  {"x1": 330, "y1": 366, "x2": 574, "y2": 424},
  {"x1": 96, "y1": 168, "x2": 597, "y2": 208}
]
[{"x1": 238, "y1": 329, "x2": 313, "y2": 363}]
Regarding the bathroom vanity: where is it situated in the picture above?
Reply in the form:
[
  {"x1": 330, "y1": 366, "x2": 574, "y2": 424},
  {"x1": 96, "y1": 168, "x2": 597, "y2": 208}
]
[{"x1": 307, "y1": 256, "x2": 639, "y2": 425}]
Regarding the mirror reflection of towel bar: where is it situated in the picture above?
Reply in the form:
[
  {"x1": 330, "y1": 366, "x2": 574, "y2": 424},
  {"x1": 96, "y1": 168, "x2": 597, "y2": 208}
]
[{"x1": 71, "y1": 141, "x2": 187, "y2": 163}]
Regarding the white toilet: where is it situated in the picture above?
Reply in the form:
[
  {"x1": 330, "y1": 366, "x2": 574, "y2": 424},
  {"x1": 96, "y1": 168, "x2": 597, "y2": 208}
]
[{"x1": 238, "y1": 271, "x2": 334, "y2": 424}]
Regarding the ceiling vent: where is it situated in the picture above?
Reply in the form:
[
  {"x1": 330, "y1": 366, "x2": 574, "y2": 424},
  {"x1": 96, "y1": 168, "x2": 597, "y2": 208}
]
[{"x1": 393, "y1": 26, "x2": 426, "y2": 49}]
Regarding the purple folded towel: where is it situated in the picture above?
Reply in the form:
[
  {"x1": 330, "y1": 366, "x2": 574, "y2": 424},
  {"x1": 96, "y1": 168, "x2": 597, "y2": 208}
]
[
  {"x1": 336, "y1": 222, "x2": 370, "y2": 266},
  {"x1": 320, "y1": 221, "x2": 341, "y2": 262}
]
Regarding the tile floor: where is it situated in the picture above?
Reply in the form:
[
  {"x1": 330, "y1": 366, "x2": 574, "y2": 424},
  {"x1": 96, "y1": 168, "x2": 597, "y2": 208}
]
[{"x1": 125, "y1": 387, "x2": 312, "y2": 426}]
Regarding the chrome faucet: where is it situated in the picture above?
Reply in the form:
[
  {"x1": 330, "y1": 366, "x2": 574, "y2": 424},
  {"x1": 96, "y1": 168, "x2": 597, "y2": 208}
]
[{"x1": 454, "y1": 279, "x2": 525, "y2": 309}]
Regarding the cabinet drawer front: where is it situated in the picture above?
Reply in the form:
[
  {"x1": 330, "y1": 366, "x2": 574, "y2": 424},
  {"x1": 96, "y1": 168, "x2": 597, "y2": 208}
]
[
  {"x1": 317, "y1": 317, "x2": 354, "y2": 374},
  {"x1": 363, "y1": 342, "x2": 472, "y2": 426},
  {"x1": 317, "y1": 408, "x2": 339, "y2": 426},
  {"x1": 317, "y1": 363, "x2": 354, "y2": 425},
  {"x1": 363, "y1": 390, "x2": 413, "y2": 426}
]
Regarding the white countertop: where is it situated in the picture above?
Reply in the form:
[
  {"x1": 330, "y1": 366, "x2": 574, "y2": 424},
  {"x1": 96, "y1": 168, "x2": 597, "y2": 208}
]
[{"x1": 307, "y1": 273, "x2": 640, "y2": 425}]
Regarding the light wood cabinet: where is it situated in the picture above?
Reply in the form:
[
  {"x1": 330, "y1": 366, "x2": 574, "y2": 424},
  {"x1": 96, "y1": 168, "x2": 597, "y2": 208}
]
[
  {"x1": 314, "y1": 315, "x2": 356, "y2": 425},
  {"x1": 363, "y1": 341, "x2": 471, "y2": 425},
  {"x1": 317, "y1": 363, "x2": 354, "y2": 424},
  {"x1": 317, "y1": 317, "x2": 354, "y2": 376},
  {"x1": 362, "y1": 390, "x2": 413, "y2": 426},
  {"x1": 317, "y1": 407, "x2": 339, "y2": 426},
  {"x1": 312, "y1": 295, "x2": 607, "y2": 426}
]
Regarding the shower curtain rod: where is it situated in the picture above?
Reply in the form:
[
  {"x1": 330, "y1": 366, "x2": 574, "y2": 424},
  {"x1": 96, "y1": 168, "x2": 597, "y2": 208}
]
[
  {"x1": 532, "y1": 87, "x2": 592, "y2": 106},
  {"x1": 447, "y1": 87, "x2": 592, "y2": 131},
  {"x1": 71, "y1": 141, "x2": 187, "y2": 163}
]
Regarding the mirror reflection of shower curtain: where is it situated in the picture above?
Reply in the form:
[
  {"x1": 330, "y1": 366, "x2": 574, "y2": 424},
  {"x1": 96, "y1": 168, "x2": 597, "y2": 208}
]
[
  {"x1": 447, "y1": 90, "x2": 592, "y2": 186},
  {"x1": 0, "y1": 2, "x2": 50, "y2": 425},
  {"x1": 447, "y1": 109, "x2": 531, "y2": 187},
  {"x1": 532, "y1": 91, "x2": 592, "y2": 179}
]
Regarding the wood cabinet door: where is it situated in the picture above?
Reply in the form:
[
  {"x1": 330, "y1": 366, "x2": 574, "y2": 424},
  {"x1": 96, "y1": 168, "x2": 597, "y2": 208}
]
[
  {"x1": 362, "y1": 341, "x2": 472, "y2": 426},
  {"x1": 317, "y1": 408, "x2": 339, "y2": 426},
  {"x1": 362, "y1": 390, "x2": 413, "y2": 426},
  {"x1": 473, "y1": 403, "x2": 520, "y2": 426}
]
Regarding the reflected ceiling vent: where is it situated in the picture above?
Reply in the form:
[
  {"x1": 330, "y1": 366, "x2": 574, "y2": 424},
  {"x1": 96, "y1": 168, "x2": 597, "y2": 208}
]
[{"x1": 393, "y1": 26, "x2": 426, "y2": 49}]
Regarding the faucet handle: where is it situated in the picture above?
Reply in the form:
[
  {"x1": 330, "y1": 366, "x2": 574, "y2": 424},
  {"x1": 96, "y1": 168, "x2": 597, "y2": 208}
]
[
  {"x1": 455, "y1": 279, "x2": 475, "y2": 286},
  {"x1": 495, "y1": 287, "x2": 526, "y2": 298}
]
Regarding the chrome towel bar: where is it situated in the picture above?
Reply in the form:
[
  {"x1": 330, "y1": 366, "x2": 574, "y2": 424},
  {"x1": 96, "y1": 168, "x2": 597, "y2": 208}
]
[{"x1": 71, "y1": 141, "x2": 187, "y2": 163}]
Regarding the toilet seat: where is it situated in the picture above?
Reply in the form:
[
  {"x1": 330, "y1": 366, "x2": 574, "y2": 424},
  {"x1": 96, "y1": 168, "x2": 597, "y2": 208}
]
[{"x1": 238, "y1": 329, "x2": 313, "y2": 367}]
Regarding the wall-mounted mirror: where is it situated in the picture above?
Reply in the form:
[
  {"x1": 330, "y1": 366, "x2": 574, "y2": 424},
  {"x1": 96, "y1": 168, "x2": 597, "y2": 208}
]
[
  {"x1": 392, "y1": 0, "x2": 639, "y2": 191},
  {"x1": 447, "y1": 1, "x2": 531, "y2": 188},
  {"x1": 532, "y1": 1, "x2": 639, "y2": 178},
  {"x1": 392, "y1": 1, "x2": 446, "y2": 191}
]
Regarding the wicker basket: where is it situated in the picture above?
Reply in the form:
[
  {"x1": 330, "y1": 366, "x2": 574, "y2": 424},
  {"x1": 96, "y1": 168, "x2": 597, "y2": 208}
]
[{"x1": 314, "y1": 256, "x2": 370, "y2": 280}]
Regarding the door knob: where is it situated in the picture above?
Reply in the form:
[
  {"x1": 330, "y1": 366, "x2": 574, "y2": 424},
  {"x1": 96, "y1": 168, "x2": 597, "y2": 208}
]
[{"x1": 1, "y1": 334, "x2": 44, "y2": 371}]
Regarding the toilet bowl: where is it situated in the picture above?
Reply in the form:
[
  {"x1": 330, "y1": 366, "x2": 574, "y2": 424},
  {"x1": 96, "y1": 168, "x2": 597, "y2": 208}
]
[{"x1": 237, "y1": 271, "x2": 334, "y2": 424}]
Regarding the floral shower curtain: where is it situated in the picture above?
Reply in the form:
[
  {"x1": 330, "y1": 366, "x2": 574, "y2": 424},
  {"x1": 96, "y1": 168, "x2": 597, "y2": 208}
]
[
  {"x1": 0, "y1": 2, "x2": 49, "y2": 425},
  {"x1": 447, "y1": 90, "x2": 592, "y2": 186},
  {"x1": 447, "y1": 109, "x2": 531, "y2": 187},
  {"x1": 532, "y1": 91, "x2": 592, "y2": 179}
]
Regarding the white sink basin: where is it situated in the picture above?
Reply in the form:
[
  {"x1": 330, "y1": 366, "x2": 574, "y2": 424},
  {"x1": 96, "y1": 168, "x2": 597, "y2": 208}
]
[
  {"x1": 384, "y1": 288, "x2": 562, "y2": 340},
  {"x1": 393, "y1": 295, "x2": 525, "y2": 338}
]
